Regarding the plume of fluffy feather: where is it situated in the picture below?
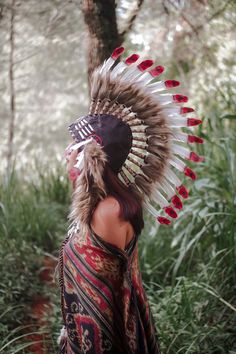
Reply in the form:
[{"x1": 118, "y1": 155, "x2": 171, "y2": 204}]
[{"x1": 68, "y1": 140, "x2": 108, "y2": 234}]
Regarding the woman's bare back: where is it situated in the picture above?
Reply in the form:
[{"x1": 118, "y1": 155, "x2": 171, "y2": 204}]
[{"x1": 90, "y1": 196, "x2": 135, "y2": 251}]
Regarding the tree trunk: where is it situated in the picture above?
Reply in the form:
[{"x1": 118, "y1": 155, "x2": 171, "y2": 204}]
[
  {"x1": 81, "y1": 0, "x2": 121, "y2": 85},
  {"x1": 80, "y1": 0, "x2": 144, "y2": 89}
]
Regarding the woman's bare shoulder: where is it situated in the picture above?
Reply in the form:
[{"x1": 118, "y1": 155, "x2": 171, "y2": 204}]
[
  {"x1": 95, "y1": 196, "x2": 121, "y2": 217},
  {"x1": 90, "y1": 196, "x2": 132, "y2": 250}
]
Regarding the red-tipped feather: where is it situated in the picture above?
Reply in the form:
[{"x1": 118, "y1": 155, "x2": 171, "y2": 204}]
[
  {"x1": 177, "y1": 185, "x2": 189, "y2": 199},
  {"x1": 187, "y1": 118, "x2": 202, "y2": 126},
  {"x1": 188, "y1": 135, "x2": 204, "y2": 143},
  {"x1": 189, "y1": 152, "x2": 204, "y2": 162},
  {"x1": 149, "y1": 65, "x2": 164, "y2": 77},
  {"x1": 163, "y1": 206, "x2": 178, "y2": 218},
  {"x1": 165, "y1": 80, "x2": 180, "y2": 88},
  {"x1": 171, "y1": 195, "x2": 183, "y2": 210},
  {"x1": 157, "y1": 216, "x2": 171, "y2": 225},
  {"x1": 180, "y1": 107, "x2": 195, "y2": 114},
  {"x1": 138, "y1": 60, "x2": 154, "y2": 71},
  {"x1": 184, "y1": 166, "x2": 197, "y2": 180},
  {"x1": 173, "y1": 94, "x2": 188, "y2": 103},
  {"x1": 111, "y1": 47, "x2": 124, "y2": 60},
  {"x1": 125, "y1": 54, "x2": 139, "y2": 65}
]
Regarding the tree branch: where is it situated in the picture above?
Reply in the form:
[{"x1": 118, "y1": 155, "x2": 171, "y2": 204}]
[
  {"x1": 119, "y1": 0, "x2": 144, "y2": 40},
  {"x1": 7, "y1": 0, "x2": 16, "y2": 176},
  {"x1": 13, "y1": 0, "x2": 72, "y2": 66},
  {"x1": 167, "y1": 0, "x2": 200, "y2": 37},
  {"x1": 167, "y1": 0, "x2": 233, "y2": 37},
  {"x1": 0, "y1": 5, "x2": 3, "y2": 21}
]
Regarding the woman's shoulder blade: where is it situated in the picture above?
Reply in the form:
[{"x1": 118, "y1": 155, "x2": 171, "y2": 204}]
[{"x1": 95, "y1": 196, "x2": 121, "y2": 219}]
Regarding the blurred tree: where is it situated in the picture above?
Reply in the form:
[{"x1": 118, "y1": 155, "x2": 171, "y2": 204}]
[
  {"x1": 80, "y1": 0, "x2": 144, "y2": 82},
  {"x1": 6, "y1": 0, "x2": 16, "y2": 177},
  {"x1": 0, "y1": 0, "x2": 235, "y2": 175}
]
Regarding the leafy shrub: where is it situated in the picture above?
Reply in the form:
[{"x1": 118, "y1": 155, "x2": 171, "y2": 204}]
[{"x1": 0, "y1": 164, "x2": 70, "y2": 351}]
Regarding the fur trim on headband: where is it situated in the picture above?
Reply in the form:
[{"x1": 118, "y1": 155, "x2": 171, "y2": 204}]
[{"x1": 68, "y1": 140, "x2": 108, "y2": 233}]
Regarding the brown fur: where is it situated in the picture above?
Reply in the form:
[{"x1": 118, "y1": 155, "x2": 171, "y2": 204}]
[
  {"x1": 134, "y1": 173, "x2": 154, "y2": 196},
  {"x1": 146, "y1": 145, "x2": 168, "y2": 162},
  {"x1": 90, "y1": 69, "x2": 102, "y2": 99},
  {"x1": 147, "y1": 134, "x2": 171, "y2": 145},
  {"x1": 68, "y1": 140, "x2": 108, "y2": 234}
]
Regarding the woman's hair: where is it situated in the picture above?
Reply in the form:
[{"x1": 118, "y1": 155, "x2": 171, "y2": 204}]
[{"x1": 102, "y1": 164, "x2": 144, "y2": 236}]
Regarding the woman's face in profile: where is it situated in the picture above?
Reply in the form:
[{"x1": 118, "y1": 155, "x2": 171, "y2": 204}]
[{"x1": 64, "y1": 136, "x2": 94, "y2": 182}]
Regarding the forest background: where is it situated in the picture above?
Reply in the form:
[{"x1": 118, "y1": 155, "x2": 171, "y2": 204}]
[{"x1": 0, "y1": 0, "x2": 236, "y2": 353}]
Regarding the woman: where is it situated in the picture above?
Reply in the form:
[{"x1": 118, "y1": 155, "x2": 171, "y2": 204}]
[{"x1": 57, "y1": 47, "x2": 203, "y2": 353}]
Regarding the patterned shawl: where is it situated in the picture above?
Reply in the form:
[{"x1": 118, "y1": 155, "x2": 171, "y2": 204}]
[{"x1": 58, "y1": 224, "x2": 161, "y2": 354}]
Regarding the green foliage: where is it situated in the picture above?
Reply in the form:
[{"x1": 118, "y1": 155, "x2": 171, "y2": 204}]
[
  {"x1": 146, "y1": 250, "x2": 236, "y2": 353},
  {"x1": 0, "y1": 322, "x2": 48, "y2": 354},
  {"x1": 139, "y1": 95, "x2": 236, "y2": 352},
  {"x1": 0, "y1": 165, "x2": 70, "y2": 351},
  {"x1": 1, "y1": 115, "x2": 236, "y2": 352},
  {"x1": 1, "y1": 108, "x2": 236, "y2": 353},
  {"x1": 0, "y1": 1, "x2": 235, "y2": 351},
  {"x1": 0, "y1": 164, "x2": 70, "y2": 252}
]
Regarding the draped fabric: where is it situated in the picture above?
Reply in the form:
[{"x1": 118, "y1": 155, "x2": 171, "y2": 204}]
[{"x1": 58, "y1": 224, "x2": 161, "y2": 354}]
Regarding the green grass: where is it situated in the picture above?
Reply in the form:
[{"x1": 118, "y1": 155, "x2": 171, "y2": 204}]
[
  {"x1": 0, "y1": 111, "x2": 235, "y2": 353},
  {"x1": 138, "y1": 110, "x2": 236, "y2": 353},
  {"x1": 0, "y1": 162, "x2": 71, "y2": 353}
]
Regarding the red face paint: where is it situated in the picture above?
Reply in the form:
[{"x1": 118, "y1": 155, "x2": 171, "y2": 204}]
[{"x1": 69, "y1": 167, "x2": 80, "y2": 181}]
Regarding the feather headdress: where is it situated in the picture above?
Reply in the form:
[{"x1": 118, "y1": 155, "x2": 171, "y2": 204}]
[{"x1": 68, "y1": 47, "x2": 204, "y2": 228}]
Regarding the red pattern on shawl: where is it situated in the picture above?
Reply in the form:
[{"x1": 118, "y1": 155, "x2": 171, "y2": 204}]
[{"x1": 58, "y1": 226, "x2": 161, "y2": 354}]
